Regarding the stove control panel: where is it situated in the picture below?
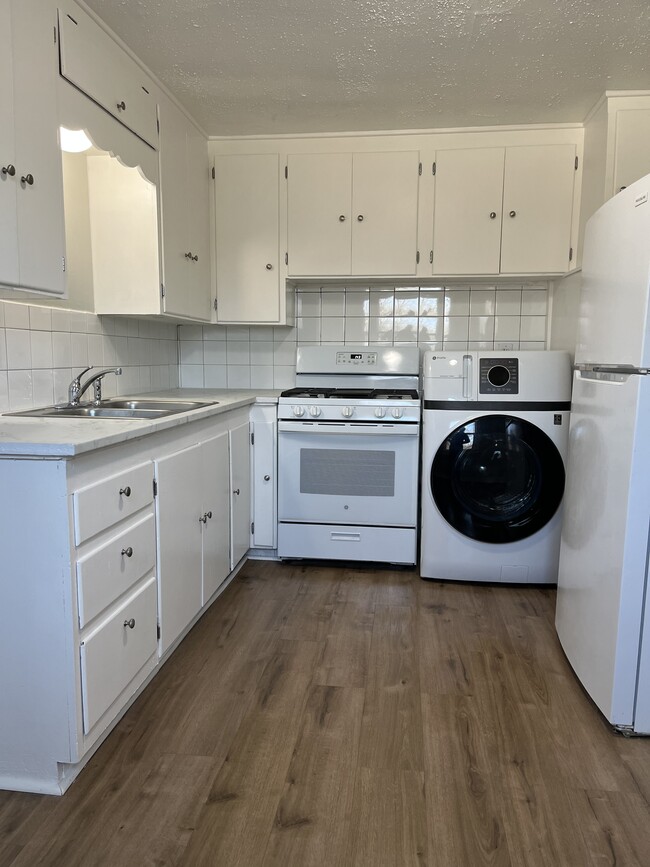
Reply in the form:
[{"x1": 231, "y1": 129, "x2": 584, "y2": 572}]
[{"x1": 335, "y1": 351, "x2": 378, "y2": 366}]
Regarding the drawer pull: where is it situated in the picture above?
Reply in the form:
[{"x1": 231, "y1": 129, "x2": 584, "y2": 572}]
[
  {"x1": 123, "y1": 618, "x2": 136, "y2": 629},
  {"x1": 121, "y1": 546, "x2": 133, "y2": 558},
  {"x1": 119, "y1": 486, "x2": 132, "y2": 497},
  {"x1": 117, "y1": 100, "x2": 126, "y2": 111}
]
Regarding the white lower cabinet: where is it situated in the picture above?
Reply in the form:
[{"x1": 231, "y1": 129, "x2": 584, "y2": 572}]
[
  {"x1": 0, "y1": 403, "x2": 253, "y2": 796},
  {"x1": 250, "y1": 404, "x2": 277, "y2": 550}
]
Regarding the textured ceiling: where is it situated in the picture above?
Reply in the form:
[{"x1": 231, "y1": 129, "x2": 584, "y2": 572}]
[{"x1": 84, "y1": 0, "x2": 650, "y2": 136}]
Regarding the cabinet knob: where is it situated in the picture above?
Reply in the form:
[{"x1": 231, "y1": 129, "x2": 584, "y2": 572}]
[
  {"x1": 121, "y1": 546, "x2": 133, "y2": 558},
  {"x1": 338, "y1": 215, "x2": 346, "y2": 222},
  {"x1": 489, "y1": 211, "x2": 497, "y2": 219},
  {"x1": 185, "y1": 251, "x2": 193, "y2": 259},
  {"x1": 357, "y1": 214, "x2": 364, "y2": 222},
  {"x1": 509, "y1": 210, "x2": 517, "y2": 218},
  {"x1": 1, "y1": 164, "x2": 16, "y2": 177},
  {"x1": 117, "y1": 101, "x2": 126, "y2": 111},
  {"x1": 199, "y1": 513, "x2": 207, "y2": 524},
  {"x1": 191, "y1": 254, "x2": 198, "y2": 262},
  {"x1": 265, "y1": 263, "x2": 273, "y2": 270},
  {"x1": 206, "y1": 510, "x2": 212, "y2": 519},
  {"x1": 21, "y1": 173, "x2": 34, "y2": 186},
  {"x1": 119, "y1": 486, "x2": 131, "y2": 497},
  {"x1": 233, "y1": 488, "x2": 240, "y2": 496},
  {"x1": 123, "y1": 618, "x2": 136, "y2": 629},
  {"x1": 264, "y1": 474, "x2": 271, "y2": 481}
]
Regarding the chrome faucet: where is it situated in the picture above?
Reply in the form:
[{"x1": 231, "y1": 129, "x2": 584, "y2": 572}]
[{"x1": 68, "y1": 366, "x2": 123, "y2": 406}]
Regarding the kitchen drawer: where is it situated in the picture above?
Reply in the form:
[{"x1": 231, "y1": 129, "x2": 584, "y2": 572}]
[
  {"x1": 58, "y1": 4, "x2": 159, "y2": 148},
  {"x1": 76, "y1": 513, "x2": 155, "y2": 628},
  {"x1": 73, "y1": 462, "x2": 154, "y2": 545},
  {"x1": 277, "y1": 523, "x2": 417, "y2": 565},
  {"x1": 80, "y1": 576, "x2": 157, "y2": 734}
]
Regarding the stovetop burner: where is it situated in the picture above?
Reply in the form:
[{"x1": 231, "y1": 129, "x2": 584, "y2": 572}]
[{"x1": 280, "y1": 387, "x2": 420, "y2": 401}]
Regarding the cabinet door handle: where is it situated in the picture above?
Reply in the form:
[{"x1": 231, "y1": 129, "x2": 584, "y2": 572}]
[
  {"x1": 199, "y1": 513, "x2": 207, "y2": 524},
  {"x1": 191, "y1": 254, "x2": 198, "y2": 262},
  {"x1": 117, "y1": 101, "x2": 126, "y2": 111},
  {"x1": 121, "y1": 547, "x2": 133, "y2": 558},
  {"x1": 233, "y1": 488, "x2": 240, "y2": 496},
  {"x1": 489, "y1": 211, "x2": 497, "y2": 219},
  {"x1": 206, "y1": 510, "x2": 212, "y2": 519},
  {"x1": 21, "y1": 173, "x2": 34, "y2": 186},
  {"x1": 1, "y1": 164, "x2": 16, "y2": 177},
  {"x1": 509, "y1": 210, "x2": 517, "y2": 218},
  {"x1": 185, "y1": 251, "x2": 193, "y2": 259},
  {"x1": 357, "y1": 214, "x2": 364, "y2": 222},
  {"x1": 119, "y1": 486, "x2": 131, "y2": 497},
  {"x1": 338, "y1": 215, "x2": 346, "y2": 222},
  {"x1": 123, "y1": 618, "x2": 136, "y2": 629},
  {"x1": 264, "y1": 474, "x2": 271, "y2": 481},
  {"x1": 265, "y1": 263, "x2": 273, "y2": 270}
]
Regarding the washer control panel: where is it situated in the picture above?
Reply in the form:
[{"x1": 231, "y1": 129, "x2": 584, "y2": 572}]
[{"x1": 479, "y1": 357, "x2": 519, "y2": 394}]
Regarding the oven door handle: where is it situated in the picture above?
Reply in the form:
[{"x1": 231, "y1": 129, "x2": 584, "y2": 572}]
[{"x1": 278, "y1": 421, "x2": 420, "y2": 436}]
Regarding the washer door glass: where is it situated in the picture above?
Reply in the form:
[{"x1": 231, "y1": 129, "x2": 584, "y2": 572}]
[{"x1": 431, "y1": 414, "x2": 565, "y2": 543}]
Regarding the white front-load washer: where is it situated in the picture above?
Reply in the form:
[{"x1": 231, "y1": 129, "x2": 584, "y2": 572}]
[{"x1": 420, "y1": 350, "x2": 572, "y2": 584}]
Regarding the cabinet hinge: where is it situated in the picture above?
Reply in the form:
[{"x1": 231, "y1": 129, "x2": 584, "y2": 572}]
[
  {"x1": 212, "y1": 166, "x2": 215, "y2": 180},
  {"x1": 67, "y1": 13, "x2": 78, "y2": 25},
  {"x1": 418, "y1": 162, "x2": 422, "y2": 176},
  {"x1": 250, "y1": 431, "x2": 255, "y2": 445},
  {"x1": 429, "y1": 250, "x2": 433, "y2": 264},
  {"x1": 251, "y1": 521, "x2": 255, "y2": 534},
  {"x1": 432, "y1": 161, "x2": 436, "y2": 176},
  {"x1": 285, "y1": 165, "x2": 288, "y2": 180},
  {"x1": 285, "y1": 252, "x2": 288, "y2": 266},
  {"x1": 156, "y1": 117, "x2": 160, "y2": 134},
  {"x1": 153, "y1": 478, "x2": 158, "y2": 497},
  {"x1": 213, "y1": 297, "x2": 218, "y2": 311},
  {"x1": 62, "y1": 256, "x2": 66, "y2": 272},
  {"x1": 160, "y1": 283, "x2": 165, "y2": 298},
  {"x1": 54, "y1": 26, "x2": 57, "y2": 43},
  {"x1": 157, "y1": 622, "x2": 161, "y2": 640},
  {"x1": 416, "y1": 251, "x2": 420, "y2": 265},
  {"x1": 575, "y1": 156, "x2": 579, "y2": 170},
  {"x1": 569, "y1": 246, "x2": 574, "y2": 262}
]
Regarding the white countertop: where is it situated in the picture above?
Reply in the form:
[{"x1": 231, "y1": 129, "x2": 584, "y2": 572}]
[{"x1": 0, "y1": 389, "x2": 280, "y2": 458}]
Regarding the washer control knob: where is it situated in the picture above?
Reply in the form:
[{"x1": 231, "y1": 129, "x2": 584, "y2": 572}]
[
  {"x1": 391, "y1": 407, "x2": 403, "y2": 419},
  {"x1": 342, "y1": 406, "x2": 354, "y2": 418},
  {"x1": 374, "y1": 406, "x2": 386, "y2": 418},
  {"x1": 308, "y1": 405, "x2": 321, "y2": 417},
  {"x1": 292, "y1": 405, "x2": 305, "y2": 417}
]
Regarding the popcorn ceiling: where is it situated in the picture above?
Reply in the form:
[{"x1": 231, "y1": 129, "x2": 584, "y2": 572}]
[{"x1": 84, "y1": 0, "x2": 650, "y2": 135}]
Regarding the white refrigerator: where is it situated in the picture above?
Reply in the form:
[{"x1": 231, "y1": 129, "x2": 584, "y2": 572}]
[{"x1": 556, "y1": 173, "x2": 650, "y2": 734}]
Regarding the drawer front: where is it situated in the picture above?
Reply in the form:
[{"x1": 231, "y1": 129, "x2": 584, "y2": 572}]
[
  {"x1": 74, "y1": 462, "x2": 153, "y2": 545},
  {"x1": 77, "y1": 513, "x2": 155, "y2": 627},
  {"x1": 80, "y1": 576, "x2": 157, "y2": 735},
  {"x1": 58, "y1": 6, "x2": 159, "y2": 148},
  {"x1": 277, "y1": 522, "x2": 417, "y2": 565}
]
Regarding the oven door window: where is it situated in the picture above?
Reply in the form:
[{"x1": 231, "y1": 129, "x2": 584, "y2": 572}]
[
  {"x1": 278, "y1": 429, "x2": 419, "y2": 526},
  {"x1": 430, "y1": 414, "x2": 565, "y2": 543}
]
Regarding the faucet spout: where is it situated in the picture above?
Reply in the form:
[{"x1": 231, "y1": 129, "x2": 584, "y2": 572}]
[{"x1": 68, "y1": 367, "x2": 122, "y2": 406}]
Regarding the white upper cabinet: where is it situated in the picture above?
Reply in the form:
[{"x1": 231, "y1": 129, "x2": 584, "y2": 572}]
[
  {"x1": 158, "y1": 97, "x2": 211, "y2": 322},
  {"x1": 57, "y1": 2, "x2": 158, "y2": 149},
  {"x1": 214, "y1": 153, "x2": 281, "y2": 323},
  {"x1": 432, "y1": 143, "x2": 576, "y2": 275},
  {"x1": 0, "y1": 0, "x2": 66, "y2": 296},
  {"x1": 287, "y1": 151, "x2": 420, "y2": 277},
  {"x1": 612, "y1": 108, "x2": 650, "y2": 194}
]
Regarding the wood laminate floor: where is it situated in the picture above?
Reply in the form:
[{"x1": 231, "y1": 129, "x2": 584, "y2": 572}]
[{"x1": 2, "y1": 560, "x2": 650, "y2": 866}]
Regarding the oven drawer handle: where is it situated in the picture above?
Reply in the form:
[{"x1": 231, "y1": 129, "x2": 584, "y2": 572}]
[{"x1": 331, "y1": 532, "x2": 362, "y2": 542}]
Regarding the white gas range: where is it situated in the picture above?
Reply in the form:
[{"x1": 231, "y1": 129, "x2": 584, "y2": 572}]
[{"x1": 277, "y1": 346, "x2": 421, "y2": 565}]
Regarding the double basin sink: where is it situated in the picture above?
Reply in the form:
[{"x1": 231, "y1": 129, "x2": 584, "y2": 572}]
[{"x1": 8, "y1": 397, "x2": 219, "y2": 420}]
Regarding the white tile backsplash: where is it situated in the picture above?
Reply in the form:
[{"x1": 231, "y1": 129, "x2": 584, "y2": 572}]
[{"x1": 0, "y1": 300, "x2": 179, "y2": 413}]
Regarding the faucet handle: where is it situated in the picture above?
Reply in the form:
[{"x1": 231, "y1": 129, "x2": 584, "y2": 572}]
[{"x1": 73, "y1": 365, "x2": 93, "y2": 383}]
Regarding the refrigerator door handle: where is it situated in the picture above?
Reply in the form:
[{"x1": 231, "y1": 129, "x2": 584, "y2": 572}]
[{"x1": 575, "y1": 364, "x2": 649, "y2": 376}]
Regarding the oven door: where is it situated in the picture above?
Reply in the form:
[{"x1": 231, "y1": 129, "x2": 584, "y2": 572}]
[{"x1": 278, "y1": 421, "x2": 419, "y2": 526}]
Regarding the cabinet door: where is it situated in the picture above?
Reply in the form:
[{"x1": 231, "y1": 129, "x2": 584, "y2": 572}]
[
  {"x1": 432, "y1": 148, "x2": 504, "y2": 275},
  {"x1": 58, "y1": 3, "x2": 158, "y2": 148},
  {"x1": 185, "y1": 123, "x2": 212, "y2": 321},
  {"x1": 613, "y1": 109, "x2": 650, "y2": 193},
  {"x1": 215, "y1": 153, "x2": 280, "y2": 322},
  {"x1": 158, "y1": 98, "x2": 189, "y2": 317},
  {"x1": 500, "y1": 144, "x2": 576, "y2": 274},
  {"x1": 0, "y1": 0, "x2": 19, "y2": 288},
  {"x1": 229, "y1": 422, "x2": 251, "y2": 570},
  {"x1": 156, "y1": 445, "x2": 203, "y2": 655},
  {"x1": 287, "y1": 153, "x2": 352, "y2": 276},
  {"x1": 250, "y1": 407, "x2": 277, "y2": 549},
  {"x1": 352, "y1": 152, "x2": 419, "y2": 275},
  {"x1": 11, "y1": 0, "x2": 66, "y2": 294},
  {"x1": 201, "y1": 433, "x2": 230, "y2": 604}
]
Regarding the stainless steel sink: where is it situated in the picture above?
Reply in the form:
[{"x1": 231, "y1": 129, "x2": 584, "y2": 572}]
[{"x1": 6, "y1": 397, "x2": 219, "y2": 419}]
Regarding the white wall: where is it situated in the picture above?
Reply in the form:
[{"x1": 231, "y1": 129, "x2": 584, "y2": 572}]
[{"x1": 549, "y1": 271, "x2": 582, "y2": 359}]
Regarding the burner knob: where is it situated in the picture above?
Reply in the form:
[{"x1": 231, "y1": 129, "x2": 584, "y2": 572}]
[
  {"x1": 308, "y1": 405, "x2": 321, "y2": 417},
  {"x1": 374, "y1": 406, "x2": 386, "y2": 419},
  {"x1": 292, "y1": 405, "x2": 305, "y2": 417},
  {"x1": 391, "y1": 407, "x2": 403, "y2": 419},
  {"x1": 341, "y1": 406, "x2": 354, "y2": 418}
]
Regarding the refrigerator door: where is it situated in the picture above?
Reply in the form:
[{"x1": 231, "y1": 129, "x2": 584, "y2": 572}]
[
  {"x1": 576, "y1": 173, "x2": 650, "y2": 369},
  {"x1": 556, "y1": 370, "x2": 650, "y2": 728}
]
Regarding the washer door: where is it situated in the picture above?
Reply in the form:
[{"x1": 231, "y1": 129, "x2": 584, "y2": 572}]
[{"x1": 431, "y1": 414, "x2": 565, "y2": 543}]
